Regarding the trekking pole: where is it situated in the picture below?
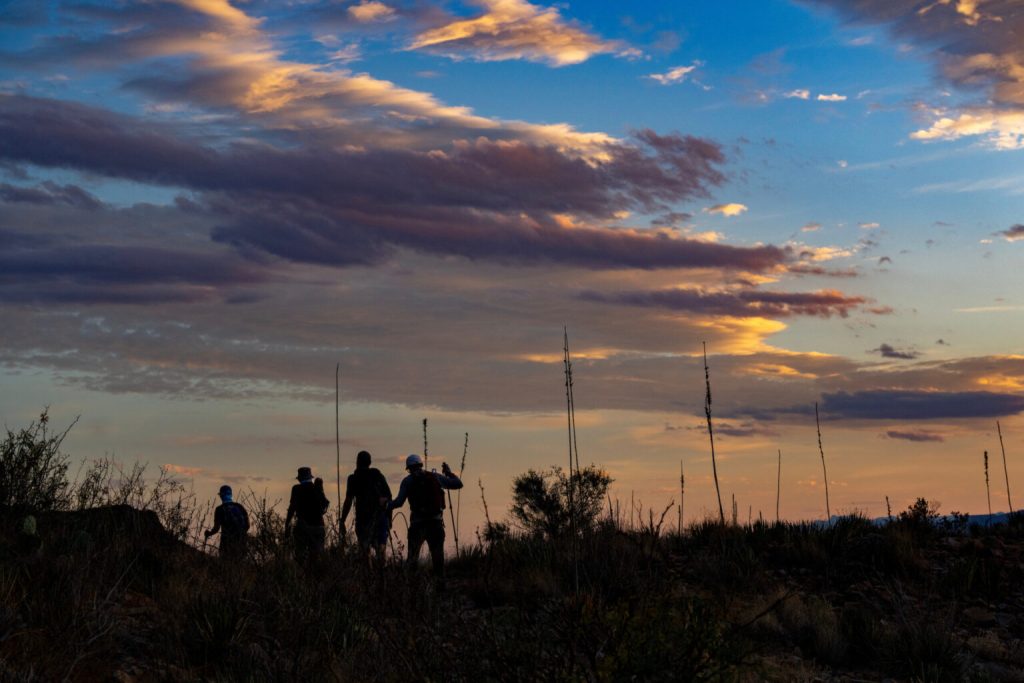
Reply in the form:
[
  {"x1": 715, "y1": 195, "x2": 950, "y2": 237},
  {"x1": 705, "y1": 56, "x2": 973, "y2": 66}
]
[
  {"x1": 336, "y1": 363, "x2": 343, "y2": 543},
  {"x1": 447, "y1": 483, "x2": 459, "y2": 558}
]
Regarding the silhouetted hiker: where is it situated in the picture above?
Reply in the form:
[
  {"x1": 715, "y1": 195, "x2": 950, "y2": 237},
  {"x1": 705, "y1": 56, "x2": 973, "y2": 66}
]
[
  {"x1": 285, "y1": 466, "x2": 330, "y2": 566},
  {"x1": 204, "y1": 485, "x2": 250, "y2": 558},
  {"x1": 340, "y1": 450, "x2": 392, "y2": 563},
  {"x1": 387, "y1": 454, "x2": 462, "y2": 578}
]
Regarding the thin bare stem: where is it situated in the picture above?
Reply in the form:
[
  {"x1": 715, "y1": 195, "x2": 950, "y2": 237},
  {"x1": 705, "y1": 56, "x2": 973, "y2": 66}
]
[
  {"x1": 678, "y1": 461, "x2": 684, "y2": 534},
  {"x1": 776, "y1": 448, "x2": 782, "y2": 523},
  {"x1": 998, "y1": 421, "x2": 1013, "y2": 514},
  {"x1": 815, "y1": 402, "x2": 831, "y2": 525},
  {"x1": 703, "y1": 342, "x2": 725, "y2": 524}
]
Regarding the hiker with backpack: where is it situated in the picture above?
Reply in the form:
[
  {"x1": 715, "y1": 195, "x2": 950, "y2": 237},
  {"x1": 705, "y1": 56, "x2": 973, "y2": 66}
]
[
  {"x1": 284, "y1": 467, "x2": 330, "y2": 567},
  {"x1": 386, "y1": 454, "x2": 462, "y2": 577},
  {"x1": 340, "y1": 450, "x2": 392, "y2": 564},
  {"x1": 204, "y1": 485, "x2": 250, "y2": 558}
]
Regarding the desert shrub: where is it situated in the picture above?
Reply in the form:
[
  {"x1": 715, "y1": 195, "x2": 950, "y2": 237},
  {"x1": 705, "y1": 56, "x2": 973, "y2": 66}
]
[
  {"x1": 509, "y1": 465, "x2": 611, "y2": 537},
  {"x1": 0, "y1": 410, "x2": 75, "y2": 511},
  {"x1": 891, "y1": 609, "x2": 967, "y2": 682},
  {"x1": 895, "y1": 497, "x2": 941, "y2": 539},
  {"x1": 584, "y1": 596, "x2": 736, "y2": 681}
]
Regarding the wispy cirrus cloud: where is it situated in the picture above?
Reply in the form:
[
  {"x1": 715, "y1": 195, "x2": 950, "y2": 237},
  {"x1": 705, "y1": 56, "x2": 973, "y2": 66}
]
[
  {"x1": 647, "y1": 62, "x2": 706, "y2": 87},
  {"x1": 408, "y1": 0, "x2": 638, "y2": 67},
  {"x1": 579, "y1": 287, "x2": 879, "y2": 319}
]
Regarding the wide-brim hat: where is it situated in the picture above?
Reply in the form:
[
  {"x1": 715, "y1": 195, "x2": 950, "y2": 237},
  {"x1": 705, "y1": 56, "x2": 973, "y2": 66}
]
[{"x1": 296, "y1": 466, "x2": 314, "y2": 481}]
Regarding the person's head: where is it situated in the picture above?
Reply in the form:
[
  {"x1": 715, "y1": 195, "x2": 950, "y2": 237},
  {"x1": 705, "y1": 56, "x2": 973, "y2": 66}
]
[
  {"x1": 356, "y1": 450, "x2": 371, "y2": 469},
  {"x1": 405, "y1": 453, "x2": 423, "y2": 472},
  {"x1": 296, "y1": 466, "x2": 314, "y2": 483},
  {"x1": 218, "y1": 485, "x2": 233, "y2": 502}
]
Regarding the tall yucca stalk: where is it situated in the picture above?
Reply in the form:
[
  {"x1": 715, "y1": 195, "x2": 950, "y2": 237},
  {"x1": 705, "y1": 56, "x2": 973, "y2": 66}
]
[
  {"x1": 563, "y1": 327, "x2": 580, "y2": 595},
  {"x1": 703, "y1": 342, "x2": 725, "y2": 524},
  {"x1": 422, "y1": 418, "x2": 429, "y2": 469},
  {"x1": 998, "y1": 421, "x2": 1014, "y2": 514},
  {"x1": 776, "y1": 449, "x2": 782, "y2": 523},
  {"x1": 984, "y1": 450, "x2": 992, "y2": 516},
  {"x1": 815, "y1": 403, "x2": 831, "y2": 525},
  {"x1": 678, "y1": 462, "x2": 685, "y2": 534}
]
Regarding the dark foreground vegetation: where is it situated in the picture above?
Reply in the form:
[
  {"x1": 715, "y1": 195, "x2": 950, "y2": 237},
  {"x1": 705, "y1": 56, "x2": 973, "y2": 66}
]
[{"x1": 3, "y1": 413, "x2": 1024, "y2": 681}]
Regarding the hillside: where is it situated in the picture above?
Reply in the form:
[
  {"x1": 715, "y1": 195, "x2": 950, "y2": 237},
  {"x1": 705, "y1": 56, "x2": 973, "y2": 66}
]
[{"x1": 2, "y1": 503, "x2": 1023, "y2": 681}]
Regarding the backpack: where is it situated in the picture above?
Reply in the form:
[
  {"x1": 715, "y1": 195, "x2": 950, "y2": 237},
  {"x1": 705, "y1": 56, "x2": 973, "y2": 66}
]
[
  {"x1": 221, "y1": 502, "x2": 250, "y2": 537},
  {"x1": 407, "y1": 471, "x2": 445, "y2": 519}
]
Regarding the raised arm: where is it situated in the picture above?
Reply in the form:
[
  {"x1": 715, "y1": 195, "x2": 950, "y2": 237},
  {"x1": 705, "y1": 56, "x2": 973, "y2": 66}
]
[{"x1": 437, "y1": 462, "x2": 464, "y2": 490}]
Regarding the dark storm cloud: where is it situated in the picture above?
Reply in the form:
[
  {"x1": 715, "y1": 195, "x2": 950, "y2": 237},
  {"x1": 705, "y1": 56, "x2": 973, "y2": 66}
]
[
  {"x1": 0, "y1": 96, "x2": 723, "y2": 215},
  {"x1": 685, "y1": 421, "x2": 779, "y2": 438},
  {"x1": 820, "y1": 390, "x2": 1024, "y2": 420},
  {"x1": 0, "y1": 244, "x2": 265, "y2": 305},
  {"x1": 0, "y1": 181, "x2": 103, "y2": 210},
  {"x1": 786, "y1": 264, "x2": 860, "y2": 278},
  {"x1": 0, "y1": 94, "x2": 791, "y2": 271},
  {"x1": 885, "y1": 429, "x2": 944, "y2": 443},
  {"x1": 870, "y1": 343, "x2": 919, "y2": 360},
  {"x1": 580, "y1": 287, "x2": 875, "y2": 318}
]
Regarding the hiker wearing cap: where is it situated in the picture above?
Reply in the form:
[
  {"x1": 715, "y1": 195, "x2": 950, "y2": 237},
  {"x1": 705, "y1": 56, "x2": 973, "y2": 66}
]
[
  {"x1": 204, "y1": 485, "x2": 250, "y2": 558},
  {"x1": 285, "y1": 467, "x2": 330, "y2": 566},
  {"x1": 340, "y1": 450, "x2": 392, "y2": 564},
  {"x1": 387, "y1": 454, "x2": 462, "y2": 577}
]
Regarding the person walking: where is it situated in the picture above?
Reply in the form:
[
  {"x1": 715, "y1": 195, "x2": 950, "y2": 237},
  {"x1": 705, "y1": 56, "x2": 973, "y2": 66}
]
[
  {"x1": 284, "y1": 467, "x2": 330, "y2": 567},
  {"x1": 204, "y1": 485, "x2": 250, "y2": 558},
  {"x1": 387, "y1": 454, "x2": 462, "y2": 578},
  {"x1": 340, "y1": 450, "x2": 392, "y2": 564}
]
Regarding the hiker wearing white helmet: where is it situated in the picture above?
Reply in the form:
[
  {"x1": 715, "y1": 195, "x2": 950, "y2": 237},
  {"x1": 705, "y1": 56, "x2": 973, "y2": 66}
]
[{"x1": 387, "y1": 453, "x2": 463, "y2": 577}]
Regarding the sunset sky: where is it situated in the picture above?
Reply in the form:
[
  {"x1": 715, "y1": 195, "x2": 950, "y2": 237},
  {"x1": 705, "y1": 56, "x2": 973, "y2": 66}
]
[{"x1": 1, "y1": 0, "x2": 1023, "y2": 533}]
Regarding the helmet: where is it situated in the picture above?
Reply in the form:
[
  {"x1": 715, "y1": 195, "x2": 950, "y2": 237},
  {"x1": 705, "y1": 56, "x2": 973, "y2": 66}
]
[{"x1": 405, "y1": 453, "x2": 423, "y2": 469}]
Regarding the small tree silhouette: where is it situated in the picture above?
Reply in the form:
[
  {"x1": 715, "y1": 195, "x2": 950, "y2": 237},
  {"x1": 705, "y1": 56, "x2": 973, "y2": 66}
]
[{"x1": 510, "y1": 465, "x2": 612, "y2": 537}]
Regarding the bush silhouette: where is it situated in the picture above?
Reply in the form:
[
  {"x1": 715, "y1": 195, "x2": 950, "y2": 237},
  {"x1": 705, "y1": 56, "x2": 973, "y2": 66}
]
[{"x1": 510, "y1": 465, "x2": 611, "y2": 537}]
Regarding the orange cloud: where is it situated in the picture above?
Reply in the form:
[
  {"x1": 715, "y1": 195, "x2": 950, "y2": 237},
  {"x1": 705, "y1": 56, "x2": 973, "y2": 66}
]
[
  {"x1": 348, "y1": 1, "x2": 396, "y2": 23},
  {"x1": 408, "y1": 0, "x2": 637, "y2": 67},
  {"x1": 704, "y1": 203, "x2": 748, "y2": 217}
]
